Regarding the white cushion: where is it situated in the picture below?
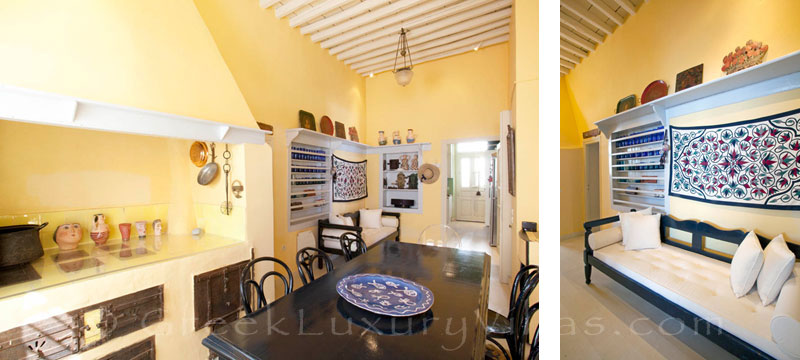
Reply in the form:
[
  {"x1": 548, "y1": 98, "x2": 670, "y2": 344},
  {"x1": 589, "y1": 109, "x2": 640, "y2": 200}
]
[
  {"x1": 381, "y1": 216, "x2": 399, "y2": 228},
  {"x1": 595, "y1": 243, "x2": 798, "y2": 360},
  {"x1": 343, "y1": 216, "x2": 355, "y2": 227},
  {"x1": 329, "y1": 214, "x2": 345, "y2": 225},
  {"x1": 618, "y1": 207, "x2": 652, "y2": 245},
  {"x1": 731, "y1": 231, "x2": 765, "y2": 298},
  {"x1": 360, "y1": 209, "x2": 383, "y2": 229},
  {"x1": 772, "y1": 271, "x2": 800, "y2": 358},
  {"x1": 758, "y1": 234, "x2": 796, "y2": 306},
  {"x1": 321, "y1": 228, "x2": 350, "y2": 241},
  {"x1": 622, "y1": 214, "x2": 661, "y2": 251},
  {"x1": 588, "y1": 226, "x2": 622, "y2": 250}
]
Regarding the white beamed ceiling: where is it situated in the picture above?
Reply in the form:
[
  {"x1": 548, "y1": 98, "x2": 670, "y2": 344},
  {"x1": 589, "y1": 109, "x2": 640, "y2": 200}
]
[
  {"x1": 560, "y1": 0, "x2": 643, "y2": 76},
  {"x1": 259, "y1": 0, "x2": 512, "y2": 76}
]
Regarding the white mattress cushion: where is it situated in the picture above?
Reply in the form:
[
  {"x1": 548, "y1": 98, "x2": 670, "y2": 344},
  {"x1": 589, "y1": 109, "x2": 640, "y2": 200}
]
[
  {"x1": 322, "y1": 226, "x2": 396, "y2": 250},
  {"x1": 758, "y1": 235, "x2": 796, "y2": 306},
  {"x1": 594, "y1": 243, "x2": 793, "y2": 360},
  {"x1": 731, "y1": 231, "x2": 765, "y2": 298},
  {"x1": 588, "y1": 226, "x2": 622, "y2": 251},
  {"x1": 772, "y1": 270, "x2": 800, "y2": 359}
]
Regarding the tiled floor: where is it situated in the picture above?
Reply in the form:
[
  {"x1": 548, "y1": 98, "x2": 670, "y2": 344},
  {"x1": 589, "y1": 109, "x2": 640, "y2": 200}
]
[
  {"x1": 560, "y1": 235, "x2": 734, "y2": 359},
  {"x1": 450, "y1": 221, "x2": 511, "y2": 316}
]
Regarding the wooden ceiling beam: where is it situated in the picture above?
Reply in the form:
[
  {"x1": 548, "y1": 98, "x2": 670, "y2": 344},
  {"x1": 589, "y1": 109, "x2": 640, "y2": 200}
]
[
  {"x1": 344, "y1": 17, "x2": 510, "y2": 65},
  {"x1": 560, "y1": 14, "x2": 604, "y2": 43},
  {"x1": 337, "y1": 5, "x2": 511, "y2": 60},
  {"x1": 561, "y1": 66, "x2": 570, "y2": 74},
  {"x1": 361, "y1": 35, "x2": 509, "y2": 76},
  {"x1": 614, "y1": 0, "x2": 636, "y2": 15},
  {"x1": 355, "y1": 30, "x2": 509, "y2": 74},
  {"x1": 320, "y1": 0, "x2": 462, "y2": 49},
  {"x1": 299, "y1": 0, "x2": 390, "y2": 34},
  {"x1": 330, "y1": 0, "x2": 509, "y2": 55},
  {"x1": 561, "y1": 59, "x2": 576, "y2": 69},
  {"x1": 560, "y1": 39, "x2": 588, "y2": 57},
  {"x1": 560, "y1": 27, "x2": 595, "y2": 51},
  {"x1": 351, "y1": 25, "x2": 509, "y2": 70},
  {"x1": 560, "y1": 51, "x2": 581, "y2": 64},
  {"x1": 587, "y1": 0, "x2": 624, "y2": 26},
  {"x1": 560, "y1": 0, "x2": 614, "y2": 35},
  {"x1": 274, "y1": 0, "x2": 314, "y2": 18},
  {"x1": 310, "y1": 0, "x2": 425, "y2": 42},
  {"x1": 288, "y1": 0, "x2": 351, "y2": 28}
]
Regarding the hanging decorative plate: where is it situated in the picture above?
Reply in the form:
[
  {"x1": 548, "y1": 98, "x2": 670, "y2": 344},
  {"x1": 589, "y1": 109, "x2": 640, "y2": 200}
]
[
  {"x1": 320, "y1": 116, "x2": 334, "y2": 135},
  {"x1": 641, "y1": 80, "x2": 668, "y2": 104},
  {"x1": 616, "y1": 94, "x2": 637, "y2": 113},
  {"x1": 336, "y1": 273, "x2": 434, "y2": 317},
  {"x1": 299, "y1": 110, "x2": 316, "y2": 131},
  {"x1": 334, "y1": 121, "x2": 346, "y2": 139},
  {"x1": 675, "y1": 64, "x2": 703, "y2": 92}
]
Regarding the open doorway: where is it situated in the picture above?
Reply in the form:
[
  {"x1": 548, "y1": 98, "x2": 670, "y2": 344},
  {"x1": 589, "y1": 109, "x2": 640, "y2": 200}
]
[{"x1": 443, "y1": 139, "x2": 501, "y2": 248}]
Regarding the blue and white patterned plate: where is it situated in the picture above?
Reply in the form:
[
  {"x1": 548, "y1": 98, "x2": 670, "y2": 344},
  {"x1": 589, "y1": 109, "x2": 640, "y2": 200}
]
[{"x1": 336, "y1": 273, "x2": 434, "y2": 317}]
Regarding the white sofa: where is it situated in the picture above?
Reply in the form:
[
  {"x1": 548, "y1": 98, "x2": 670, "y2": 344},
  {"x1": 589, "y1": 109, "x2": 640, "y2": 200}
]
[{"x1": 584, "y1": 215, "x2": 800, "y2": 360}]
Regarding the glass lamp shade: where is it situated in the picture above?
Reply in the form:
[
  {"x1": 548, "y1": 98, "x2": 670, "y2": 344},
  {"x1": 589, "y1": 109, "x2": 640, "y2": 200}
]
[{"x1": 394, "y1": 68, "x2": 414, "y2": 86}]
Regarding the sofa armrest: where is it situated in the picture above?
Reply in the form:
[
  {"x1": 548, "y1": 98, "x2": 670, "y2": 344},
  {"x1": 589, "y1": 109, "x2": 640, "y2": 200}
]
[
  {"x1": 584, "y1": 215, "x2": 621, "y2": 232},
  {"x1": 771, "y1": 268, "x2": 800, "y2": 358}
]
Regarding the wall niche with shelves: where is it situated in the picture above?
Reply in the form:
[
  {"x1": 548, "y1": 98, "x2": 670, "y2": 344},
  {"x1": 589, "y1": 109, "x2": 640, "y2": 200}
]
[
  {"x1": 380, "y1": 150, "x2": 422, "y2": 214},
  {"x1": 609, "y1": 123, "x2": 667, "y2": 213},
  {"x1": 288, "y1": 143, "x2": 331, "y2": 231}
]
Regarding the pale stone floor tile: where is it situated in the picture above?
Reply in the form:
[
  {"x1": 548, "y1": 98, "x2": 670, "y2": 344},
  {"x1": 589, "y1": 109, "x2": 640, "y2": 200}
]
[{"x1": 561, "y1": 236, "x2": 735, "y2": 359}]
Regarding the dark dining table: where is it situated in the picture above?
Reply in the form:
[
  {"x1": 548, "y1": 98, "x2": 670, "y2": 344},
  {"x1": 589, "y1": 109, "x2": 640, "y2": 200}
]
[{"x1": 202, "y1": 240, "x2": 491, "y2": 359}]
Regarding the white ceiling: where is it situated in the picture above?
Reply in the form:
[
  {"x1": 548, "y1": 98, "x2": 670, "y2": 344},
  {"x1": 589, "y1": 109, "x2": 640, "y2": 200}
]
[
  {"x1": 560, "y1": 0, "x2": 643, "y2": 75},
  {"x1": 259, "y1": 0, "x2": 512, "y2": 76}
]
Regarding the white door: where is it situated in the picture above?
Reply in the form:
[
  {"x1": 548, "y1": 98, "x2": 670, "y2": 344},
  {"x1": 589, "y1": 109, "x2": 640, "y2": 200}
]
[{"x1": 455, "y1": 151, "x2": 489, "y2": 222}]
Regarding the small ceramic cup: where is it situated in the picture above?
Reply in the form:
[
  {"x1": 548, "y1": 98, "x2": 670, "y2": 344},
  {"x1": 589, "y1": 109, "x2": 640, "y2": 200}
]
[
  {"x1": 135, "y1": 221, "x2": 147, "y2": 238},
  {"x1": 119, "y1": 223, "x2": 132, "y2": 241}
]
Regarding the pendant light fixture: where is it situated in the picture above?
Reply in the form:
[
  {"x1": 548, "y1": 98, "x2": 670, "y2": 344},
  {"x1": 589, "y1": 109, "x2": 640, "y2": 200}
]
[{"x1": 393, "y1": 28, "x2": 414, "y2": 87}]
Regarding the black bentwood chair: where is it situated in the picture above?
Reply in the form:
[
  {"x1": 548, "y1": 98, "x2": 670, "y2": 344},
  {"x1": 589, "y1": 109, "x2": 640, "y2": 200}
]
[
  {"x1": 339, "y1": 232, "x2": 367, "y2": 261},
  {"x1": 296, "y1": 247, "x2": 334, "y2": 285},
  {"x1": 486, "y1": 265, "x2": 539, "y2": 360},
  {"x1": 240, "y1": 257, "x2": 294, "y2": 314}
]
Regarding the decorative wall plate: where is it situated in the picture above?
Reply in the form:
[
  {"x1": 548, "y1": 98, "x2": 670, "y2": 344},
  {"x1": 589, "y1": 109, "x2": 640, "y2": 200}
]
[
  {"x1": 320, "y1": 116, "x2": 334, "y2": 135},
  {"x1": 189, "y1": 141, "x2": 208, "y2": 167},
  {"x1": 616, "y1": 94, "x2": 637, "y2": 113},
  {"x1": 336, "y1": 273, "x2": 434, "y2": 317},
  {"x1": 334, "y1": 121, "x2": 346, "y2": 139},
  {"x1": 299, "y1": 110, "x2": 316, "y2": 131},
  {"x1": 676, "y1": 64, "x2": 703, "y2": 92},
  {"x1": 641, "y1": 80, "x2": 668, "y2": 104}
]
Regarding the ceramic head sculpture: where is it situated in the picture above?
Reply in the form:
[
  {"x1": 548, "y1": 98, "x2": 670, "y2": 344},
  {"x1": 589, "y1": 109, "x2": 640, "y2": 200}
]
[{"x1": 53, "y1": 223, "x2": 82, "y2": 250}]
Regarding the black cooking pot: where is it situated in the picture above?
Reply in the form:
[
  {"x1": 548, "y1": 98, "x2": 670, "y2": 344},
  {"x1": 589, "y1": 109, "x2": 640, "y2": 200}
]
[{"x1": 0, "y1": 222, "x2": 47, "y2": 267}]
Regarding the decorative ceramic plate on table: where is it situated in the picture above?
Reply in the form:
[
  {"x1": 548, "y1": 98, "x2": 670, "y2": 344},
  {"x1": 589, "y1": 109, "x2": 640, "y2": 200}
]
[{"x1": 336, "y1": 273, "x2": 434, "y2": 317}]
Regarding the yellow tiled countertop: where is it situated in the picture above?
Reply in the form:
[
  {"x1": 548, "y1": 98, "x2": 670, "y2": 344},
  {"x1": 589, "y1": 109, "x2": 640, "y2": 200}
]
[{"x1": 0, "y1": 234, "x2": 245, "y2": 300}]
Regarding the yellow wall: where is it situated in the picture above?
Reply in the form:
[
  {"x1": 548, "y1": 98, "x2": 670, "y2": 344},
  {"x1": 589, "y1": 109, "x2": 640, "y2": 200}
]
[
  {"x1": 0, "y1": 0, "x2": 266, "y2": 246},
  {"x1": 560, "y1": 77, "x2": 586, "y2": 237},
  {"x1": 192, "y1": 0, "x2": 366, "y2": 268},
  {"x1": 0, "y1": 0, "x2": 254, "y2": 128},
  {"x1": 511, "y1": 0, "x2": 538, "y2": 265},
  {"x1": 564, "y1": 0, "x2": 800, "y2": 240},
  {"x1": 365, "y1": 44, "x2": 509, "y2": 242}
]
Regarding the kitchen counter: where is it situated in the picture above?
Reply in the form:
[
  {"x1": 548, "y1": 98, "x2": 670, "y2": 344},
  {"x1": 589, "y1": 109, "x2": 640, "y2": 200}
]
[{"x1": 0, "y1": 234, "x2": 244, "y2": 300}]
